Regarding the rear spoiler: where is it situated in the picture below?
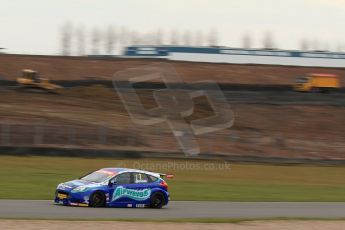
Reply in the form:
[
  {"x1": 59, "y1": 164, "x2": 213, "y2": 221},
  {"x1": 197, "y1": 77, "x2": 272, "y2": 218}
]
[{"x1": 159, "y1": 173, "x2": 174, "y2": 179}]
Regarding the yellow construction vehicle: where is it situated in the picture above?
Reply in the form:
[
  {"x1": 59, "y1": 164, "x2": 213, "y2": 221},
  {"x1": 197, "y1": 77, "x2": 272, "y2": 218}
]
[
  {"x1": 17, "y1": 69, "x2": 63, "y2": 93},
  {"x1": 294, "y1": 73, "x2": 340, "y2": 92}
]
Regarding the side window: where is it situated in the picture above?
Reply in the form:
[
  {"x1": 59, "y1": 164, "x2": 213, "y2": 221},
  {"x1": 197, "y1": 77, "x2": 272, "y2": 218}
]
[
  {"x1": 133, "y1": 173, "x2": 149, "y2": 184},
  {"x1": 148, "y1": 175, "x2": 158, "y2": 182},
  {"x1": 115, "y1": 173, "x2": 131, "y2": 185}
]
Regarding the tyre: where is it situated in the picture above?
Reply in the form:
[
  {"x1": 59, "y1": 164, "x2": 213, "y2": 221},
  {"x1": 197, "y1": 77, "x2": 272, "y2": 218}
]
[
  {"x1": 150, "y1": 192, "x2": 165, "y2": 209},
  {"x1": 89, "y1": 192, "x2": 106, "y2": 207},
  {"x1": 311, "y1": 87, "x2": 320, "y2": 93}
]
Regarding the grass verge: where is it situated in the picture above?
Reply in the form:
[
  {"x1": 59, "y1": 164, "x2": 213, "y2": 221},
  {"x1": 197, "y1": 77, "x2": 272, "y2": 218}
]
[{"x1": 0, "y1": 155, "x2": 344, "y2": 201}]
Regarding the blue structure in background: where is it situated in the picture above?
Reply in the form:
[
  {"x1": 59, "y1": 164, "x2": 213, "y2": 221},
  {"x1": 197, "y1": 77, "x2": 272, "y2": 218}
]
[
  {"x1": 124, "y1": 46, "x2": 345, "y2": 68},
  {"x1": 125, "y1": 46, "x2": 169, "y2": 57}
]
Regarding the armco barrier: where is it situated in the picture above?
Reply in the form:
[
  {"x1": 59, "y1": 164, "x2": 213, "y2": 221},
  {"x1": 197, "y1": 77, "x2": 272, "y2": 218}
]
[{"x1": 1, "y1": 146, "x2": 345, "y2": 165}]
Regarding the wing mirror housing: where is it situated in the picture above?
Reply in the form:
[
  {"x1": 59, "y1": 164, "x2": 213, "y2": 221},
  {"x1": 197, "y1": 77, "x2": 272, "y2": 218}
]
[{"x1": 108, "y1": 179, "x2": 117, "y2": 187}]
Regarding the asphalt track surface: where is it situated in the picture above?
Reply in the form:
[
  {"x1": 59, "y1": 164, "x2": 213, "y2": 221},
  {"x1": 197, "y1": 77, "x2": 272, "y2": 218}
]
[{"x1": 0, "y1": 200, "x2": 344, "y2": 219}]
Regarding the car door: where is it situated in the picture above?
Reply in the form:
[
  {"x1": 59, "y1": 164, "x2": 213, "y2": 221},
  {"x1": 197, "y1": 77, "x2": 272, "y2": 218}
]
[
  {"x1": 123, "y1": 173, "x2": 153, "y2": 206},
  {"x1": 108, "y1": 172, "x2": 132, "y2": 206}
]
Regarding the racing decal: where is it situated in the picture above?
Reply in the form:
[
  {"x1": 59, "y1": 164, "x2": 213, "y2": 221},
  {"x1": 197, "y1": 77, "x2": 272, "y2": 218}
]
[
  {"x1": 70, "y1": 203, "x2": 88, "y2": 207},
  {"x1": 112, "y1": 186, "x2": 151, "y2": 201}
]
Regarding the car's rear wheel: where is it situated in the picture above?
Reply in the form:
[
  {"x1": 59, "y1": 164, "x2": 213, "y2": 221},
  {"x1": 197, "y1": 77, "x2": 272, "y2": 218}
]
[
  {"x1": 89, "y1": 192, "x2": 106, "y2": 207},
  {"x1": 150, "y1": 192, "x2": 165, "y2": 209}
]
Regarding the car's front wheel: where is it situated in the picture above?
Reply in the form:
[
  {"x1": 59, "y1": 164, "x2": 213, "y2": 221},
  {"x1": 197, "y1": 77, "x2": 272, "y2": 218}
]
[
  {"x1": 89, "y1": 192, "x2": 106, "y2": 207},
  {"x1": 150, "y1": 192, "x2": 165, "y2": 209}
]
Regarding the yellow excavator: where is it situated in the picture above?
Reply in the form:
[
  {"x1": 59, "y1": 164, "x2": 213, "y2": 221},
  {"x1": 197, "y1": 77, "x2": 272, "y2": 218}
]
[{"x1": 17, "y1": 69, "x2": 63, "y2": 93}]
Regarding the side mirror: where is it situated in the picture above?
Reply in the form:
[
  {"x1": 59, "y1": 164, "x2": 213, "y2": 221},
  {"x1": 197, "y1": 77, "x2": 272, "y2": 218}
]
[{"x1": 108, "y1": 179, "x2": 117, "y2": 187}]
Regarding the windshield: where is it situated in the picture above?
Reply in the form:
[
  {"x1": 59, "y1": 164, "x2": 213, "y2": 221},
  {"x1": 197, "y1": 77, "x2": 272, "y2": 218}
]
[
  {"x1": 296, "y1": 77, "x2": 309, "y2": 83},
  {"x1": 81, "y1": 170, "x2": 116, "y2": 183}
]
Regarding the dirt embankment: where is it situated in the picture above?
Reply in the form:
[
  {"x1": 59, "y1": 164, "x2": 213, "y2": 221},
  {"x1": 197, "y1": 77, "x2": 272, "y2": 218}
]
[
  {"x1": 1, "y1": 54, "x2": 345, "y2": 85},
  {"x1": 1, "y1": 54, "x2": 345, "y2": 161},
  {"x1": 0, "y1": 85, "x2": 344, "y2": 160}
]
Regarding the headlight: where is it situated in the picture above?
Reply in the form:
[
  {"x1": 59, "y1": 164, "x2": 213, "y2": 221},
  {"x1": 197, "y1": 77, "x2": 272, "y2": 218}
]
[
  {"x1": 57, "y1": 183, "x2": 72, "y2": 190},
  {"x1": 71, "y1": 186, "x2": 89, "y2": 193},
  {"x1": 57, "y1": 183, "x2": 64, "y2": 190}
]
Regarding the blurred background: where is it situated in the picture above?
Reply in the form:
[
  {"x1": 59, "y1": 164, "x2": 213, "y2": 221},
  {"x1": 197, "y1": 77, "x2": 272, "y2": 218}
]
[{"x1": 0, "y1": 0, "x2": 345, "y2": 206}]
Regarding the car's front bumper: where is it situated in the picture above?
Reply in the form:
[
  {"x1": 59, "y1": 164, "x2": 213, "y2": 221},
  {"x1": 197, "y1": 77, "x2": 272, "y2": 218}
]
[{"x1": 54, "y1": 190, "x2": 89, "y2": 207}]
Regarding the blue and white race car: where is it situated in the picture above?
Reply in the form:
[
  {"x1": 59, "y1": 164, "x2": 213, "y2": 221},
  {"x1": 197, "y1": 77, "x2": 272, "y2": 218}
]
[{"x1": 55, "y1": 168, "x2": 171, "y2": 208}]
